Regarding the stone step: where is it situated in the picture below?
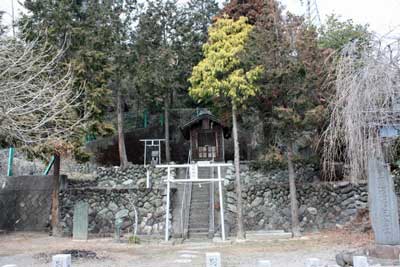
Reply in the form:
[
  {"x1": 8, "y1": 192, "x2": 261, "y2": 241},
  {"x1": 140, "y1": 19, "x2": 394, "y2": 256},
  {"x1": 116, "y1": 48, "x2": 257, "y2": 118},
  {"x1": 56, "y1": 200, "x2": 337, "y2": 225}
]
[
  {"x1": 188, "y1": 232, "x2": 210, "y2": 239},
  {"x1": 189, "y1": 212, "x2": 208, "y2": 216},
  {"x1": 189, "y1": 217, "x2": 208, "y2": 223},
  {"x1": 189, "y1": 224, "x2": 208, "y2": 232},
  {"x1": 191, "y1": 195, "x2": 209, "y2": 199},
  {"x1": 191, "y1": 196, "x2": 209, "y2": 200},
  {"x1": 245, "y1": 230, "x2": 292, "y2": 241},
  {"x1": 188, "y1": 227, "x2": 209, "y2": 233},
  {"x1": 190, "y1": 202, "x2": 209, "y2": 207}
]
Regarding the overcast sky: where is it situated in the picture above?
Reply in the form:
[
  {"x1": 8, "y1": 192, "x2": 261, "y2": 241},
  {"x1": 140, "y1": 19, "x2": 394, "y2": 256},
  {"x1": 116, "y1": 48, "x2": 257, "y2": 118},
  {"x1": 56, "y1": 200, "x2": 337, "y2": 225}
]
[{"x1": 1, "y1": 0, "x2": 399, "y2": 37}]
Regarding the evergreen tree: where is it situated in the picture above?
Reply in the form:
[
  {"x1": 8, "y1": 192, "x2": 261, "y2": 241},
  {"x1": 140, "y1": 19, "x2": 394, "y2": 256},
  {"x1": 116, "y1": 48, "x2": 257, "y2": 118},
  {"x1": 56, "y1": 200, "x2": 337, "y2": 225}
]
[
  {"x1": 133, "y1": 0, "x2": 179, "y2": 162},
  {"x1": 244, "y1": 5, "x2": 328, "y2": 236},
  {"x1": 189, "y1": 17, "x2": 263, "y2": 240},
  {"x1": 319, "y1": 14, "x2": 371, "y2": 51},
  {"x1": 134, "y1": 0, "x2": 219, "y2": 162},
  {"x1": 20, "y1": 0, "x2": 138, "y2": 166},
  {"x1": 217, "y1": 0, "x2": 264, "y2": 25},
  {"x1": 179, "y1": 0, "x2": 220, "y2": 89}
]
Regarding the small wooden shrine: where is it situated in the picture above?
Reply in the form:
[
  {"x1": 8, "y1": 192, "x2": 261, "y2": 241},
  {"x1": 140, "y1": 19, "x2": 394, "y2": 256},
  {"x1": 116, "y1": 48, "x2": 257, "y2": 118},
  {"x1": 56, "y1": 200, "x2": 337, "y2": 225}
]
[{"x1": 180, "y1": 110, "x2": 231, "y2": 162}]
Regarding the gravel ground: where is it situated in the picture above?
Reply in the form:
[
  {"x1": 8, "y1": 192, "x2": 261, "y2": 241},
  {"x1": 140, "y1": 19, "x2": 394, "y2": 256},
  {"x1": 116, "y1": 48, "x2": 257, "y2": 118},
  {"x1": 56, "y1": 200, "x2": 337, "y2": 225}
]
[{"x1": 0, "y1": 230, "x2": 373, "y2": 267}]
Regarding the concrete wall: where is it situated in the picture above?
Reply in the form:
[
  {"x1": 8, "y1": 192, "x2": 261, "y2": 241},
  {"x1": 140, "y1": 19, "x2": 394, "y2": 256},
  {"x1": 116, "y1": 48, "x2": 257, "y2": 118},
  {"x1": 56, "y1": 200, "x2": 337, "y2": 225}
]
[{"x1": 0, "y1": 175, "x2": 54, "y2": 231}]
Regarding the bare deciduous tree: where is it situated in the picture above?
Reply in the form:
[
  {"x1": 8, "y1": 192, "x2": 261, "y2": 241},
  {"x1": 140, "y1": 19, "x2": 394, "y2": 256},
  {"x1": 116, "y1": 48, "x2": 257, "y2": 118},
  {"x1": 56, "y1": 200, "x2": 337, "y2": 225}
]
[
  {"x1": 0, "y1": 37, "x2": 87, "y2": 151},
  {"x1": 323, "y1": 38, "x2": 400, "y2": 181}
]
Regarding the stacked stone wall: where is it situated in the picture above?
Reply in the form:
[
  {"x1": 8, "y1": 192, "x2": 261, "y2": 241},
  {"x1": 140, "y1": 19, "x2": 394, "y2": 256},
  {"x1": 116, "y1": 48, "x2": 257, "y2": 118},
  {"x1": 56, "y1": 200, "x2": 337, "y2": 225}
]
[
  {"x1": 59, "y1": 164, "x2": 400, "y2": 236},
  {"x1": 59, "y1": 165, "x2": 174, "y2": 236},
  {"x1": 225, "y1": 179, "x2": 368, "y2": 233}
]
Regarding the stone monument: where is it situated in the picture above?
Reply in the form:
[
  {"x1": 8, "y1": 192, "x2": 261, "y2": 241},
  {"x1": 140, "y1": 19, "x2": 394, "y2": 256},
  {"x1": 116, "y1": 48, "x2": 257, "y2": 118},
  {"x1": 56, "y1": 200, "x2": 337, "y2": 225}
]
[
  {"x1": 368, "y1": 156, "x2": 400, "y2": 245},
  {"x1": 72, "y1": 201, "x2": 89, "y2": 240}
]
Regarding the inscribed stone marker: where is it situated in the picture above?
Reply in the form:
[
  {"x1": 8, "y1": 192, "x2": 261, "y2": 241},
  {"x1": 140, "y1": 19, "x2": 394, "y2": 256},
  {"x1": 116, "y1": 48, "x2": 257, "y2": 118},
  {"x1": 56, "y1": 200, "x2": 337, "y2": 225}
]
[
  {"x1": 353, "y1": 256, "x2": 368, "y2": 267},
  {"x1": 206, "y1": 252, "x2": 221, "y2": 267},
  {"x1": 368, "y1": 156, "x2": 400, "y2": 245},
  {"x1": 72, "y1": 201, "x2": 89, "y2": 240},
  {"x1": 52, "y1": 254, "x2": 71, "y2": 267}
]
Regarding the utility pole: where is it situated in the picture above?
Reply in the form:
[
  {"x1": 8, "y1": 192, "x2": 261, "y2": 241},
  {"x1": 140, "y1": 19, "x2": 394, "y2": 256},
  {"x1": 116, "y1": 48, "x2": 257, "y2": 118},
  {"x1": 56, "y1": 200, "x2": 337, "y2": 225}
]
[
  {"x1": 11, "y1": 0, "x2": 15, "y2": 38},
  {"x1": 300, "y1": 0, "x2": 321, "y2": 26}
]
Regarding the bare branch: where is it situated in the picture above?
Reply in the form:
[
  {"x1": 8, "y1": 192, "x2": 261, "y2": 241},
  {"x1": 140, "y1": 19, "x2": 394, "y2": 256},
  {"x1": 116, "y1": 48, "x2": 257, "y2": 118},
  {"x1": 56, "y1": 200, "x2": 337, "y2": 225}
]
[
  {"x1": 0, "y1": 37, "x2": 88, "y2": 152},
  {"x1": 323, "y1": 38, "x2": 400, "y2": 181}
]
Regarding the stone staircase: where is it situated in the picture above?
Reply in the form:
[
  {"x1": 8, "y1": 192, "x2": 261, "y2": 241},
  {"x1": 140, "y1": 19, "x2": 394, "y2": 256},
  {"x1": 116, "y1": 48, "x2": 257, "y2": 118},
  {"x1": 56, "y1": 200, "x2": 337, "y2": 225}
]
[{"x1": 188, "y1": 183, "x2": 210, "y2": 238}]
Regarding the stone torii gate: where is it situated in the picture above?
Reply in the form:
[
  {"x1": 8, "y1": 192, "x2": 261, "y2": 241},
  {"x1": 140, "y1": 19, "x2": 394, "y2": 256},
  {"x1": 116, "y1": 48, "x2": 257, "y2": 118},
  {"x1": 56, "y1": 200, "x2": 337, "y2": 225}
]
[{"x1": 155, "y1": 162, "x2": 232, "y2": 242}]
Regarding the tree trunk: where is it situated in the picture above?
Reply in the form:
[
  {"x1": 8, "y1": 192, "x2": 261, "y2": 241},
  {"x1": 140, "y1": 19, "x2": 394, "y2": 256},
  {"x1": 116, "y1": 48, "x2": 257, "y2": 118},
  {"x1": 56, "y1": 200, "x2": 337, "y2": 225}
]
[
  {"x1": 117, "y1": 89, "x2": 128, "y2": 169},
  {"x1": 232, "y1": 104, "x2": 245, "y2": 240},
  {"x1": 164, "y1": 99, "x2": 171, "y2": 163},
  {"x1": 51, "y1": 154, "x2": 61, "y2": 237},
  {"x1": 287, "y1": 141, "x2": 301, "y2": 237}
]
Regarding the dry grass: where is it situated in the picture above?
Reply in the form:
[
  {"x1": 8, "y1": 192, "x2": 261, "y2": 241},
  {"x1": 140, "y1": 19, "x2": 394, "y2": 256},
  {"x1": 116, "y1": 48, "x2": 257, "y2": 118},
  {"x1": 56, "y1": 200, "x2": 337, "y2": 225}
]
[{"x1": 0, "y1": 230, "x2": 373, "y2": 267}]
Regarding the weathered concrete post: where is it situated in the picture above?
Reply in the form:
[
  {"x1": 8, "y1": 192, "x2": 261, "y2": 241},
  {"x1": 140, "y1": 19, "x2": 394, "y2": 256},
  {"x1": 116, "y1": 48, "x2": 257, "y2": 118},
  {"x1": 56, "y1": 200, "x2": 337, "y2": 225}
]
[
  {"x1": 368, "y1": 156, "x2": 400, "y2": 245},
  {"x1": 51, "y1": 154, "x2": 61, "y2": 237}
]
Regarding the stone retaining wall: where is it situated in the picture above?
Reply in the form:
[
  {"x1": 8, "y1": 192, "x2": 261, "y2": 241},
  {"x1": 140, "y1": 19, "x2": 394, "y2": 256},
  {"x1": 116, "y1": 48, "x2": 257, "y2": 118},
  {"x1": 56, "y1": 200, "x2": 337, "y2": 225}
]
[
  {"x1": 225, "y1": 179, "x2": 368, "y2": 233},
  {"x1": 59, "y1": 165, "x2": 174, "y2": 236},
  {"x1": 60, "y1": 187, "x2": 171, "y2": 236},
  {"x1": 58, "y1": 164, "x2": 400, "y2": 237},
  {"x1": 223, "y1": 168, "x2": 400, "y2": 233}
]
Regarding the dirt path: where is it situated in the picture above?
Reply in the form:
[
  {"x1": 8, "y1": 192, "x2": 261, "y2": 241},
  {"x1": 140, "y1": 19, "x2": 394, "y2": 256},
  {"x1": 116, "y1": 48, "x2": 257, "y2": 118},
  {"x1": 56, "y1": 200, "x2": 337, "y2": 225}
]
[{"x1": 0, "y1": 230, "x2": 372, "y2": 267}]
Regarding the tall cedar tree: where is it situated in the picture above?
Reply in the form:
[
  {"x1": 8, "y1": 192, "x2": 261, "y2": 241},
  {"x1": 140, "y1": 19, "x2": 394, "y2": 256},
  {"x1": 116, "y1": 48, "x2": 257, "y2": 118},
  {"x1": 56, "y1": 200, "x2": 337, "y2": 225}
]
[
  {"x1": 189, "y1": 17, "x2": 263, "y2": 240},
  {"x1": 133, "y1": 0, "x2": 179, "y2": 162},
  {"x1": 244, "y1": 2, "x2": 328, "y2": 236},
  {"x1": 20, "y1": 0, "x2": 137, "y2": 167},
  {"x1": 134, "y1": 0, "x2": 219, "y2": 162}
]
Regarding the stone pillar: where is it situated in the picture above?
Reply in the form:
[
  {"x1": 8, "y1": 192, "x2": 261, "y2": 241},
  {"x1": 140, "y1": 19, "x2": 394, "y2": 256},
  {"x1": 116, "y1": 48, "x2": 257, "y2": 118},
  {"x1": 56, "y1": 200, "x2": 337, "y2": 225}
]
[
  {"x1": 368, "y1": 156, "x2": 400, "y2": 245},
  {"x1": 72, "y1": 201, "x2": 89, "y2": 240}
]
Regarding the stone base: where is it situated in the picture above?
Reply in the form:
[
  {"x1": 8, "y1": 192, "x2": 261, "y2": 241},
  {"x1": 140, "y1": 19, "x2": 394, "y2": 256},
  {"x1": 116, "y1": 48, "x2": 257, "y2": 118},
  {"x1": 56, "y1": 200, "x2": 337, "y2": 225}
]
[
  {"x1": 212, "y1": 237, "x2": 233, "y2": 244},
  {"x1": 367, "y1": 244, "x2": 400, "y2": 259}
]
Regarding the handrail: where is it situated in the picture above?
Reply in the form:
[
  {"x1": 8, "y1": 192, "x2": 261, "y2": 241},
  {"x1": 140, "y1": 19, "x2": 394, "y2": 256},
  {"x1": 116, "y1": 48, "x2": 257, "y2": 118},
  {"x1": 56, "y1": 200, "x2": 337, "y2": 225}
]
[
  {"x1": 156, "y1": 163, "x2": 233, "y2": 168},
  {"x1": 180, "y1": 149, "x2": 192, "y2": 238}
]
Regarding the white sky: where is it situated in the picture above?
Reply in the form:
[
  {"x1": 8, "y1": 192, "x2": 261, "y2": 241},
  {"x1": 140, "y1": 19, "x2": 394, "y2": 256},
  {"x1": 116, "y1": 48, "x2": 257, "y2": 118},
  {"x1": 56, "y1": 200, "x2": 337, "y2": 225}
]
[{"x1": 0, "y1": 0, "x2": 399, "y2": 37}]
